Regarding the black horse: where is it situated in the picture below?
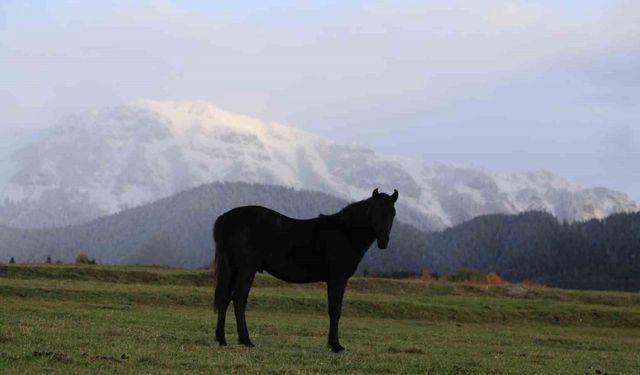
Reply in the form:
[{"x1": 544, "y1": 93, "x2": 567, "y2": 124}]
[{"x1": 213, "y1": 188, "x2": 398, "y2": 352}]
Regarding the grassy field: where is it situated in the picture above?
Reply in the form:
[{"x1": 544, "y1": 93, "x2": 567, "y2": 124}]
[{"x1": 1, "y1": 264, "x2": 639, "y2": 374}]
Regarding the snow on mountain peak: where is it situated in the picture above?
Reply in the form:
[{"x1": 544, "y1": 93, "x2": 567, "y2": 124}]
[
  {"x1": 131, "y1": 100, "x2": 305, "y2": 143},
  {"x1": 0, "y1": 100, "x2": 638, "y2": 229}
]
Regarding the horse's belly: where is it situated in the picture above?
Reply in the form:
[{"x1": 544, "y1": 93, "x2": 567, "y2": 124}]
[
  {"x1": 262, "y1": 250, "x2": 327, "y2": 283},
  {"x1": 265, "y1": 268, "x2": 326, "y2": 283}
]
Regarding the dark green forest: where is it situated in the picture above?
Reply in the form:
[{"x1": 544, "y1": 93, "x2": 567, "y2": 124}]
[
  {"x1": 425, "y1": 211, "x2": 640, "y2": 291},
  {"x1": 1, "y1": 182, "x2": 638, "y2": 291}
]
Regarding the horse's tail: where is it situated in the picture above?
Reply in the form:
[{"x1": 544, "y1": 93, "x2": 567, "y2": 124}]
[
  {"x1": 213, "y1": 215, "x2": 232, "y2": 314},
  {"x1": 212, "y1": 217, "x2": 222, "y2": 285}
]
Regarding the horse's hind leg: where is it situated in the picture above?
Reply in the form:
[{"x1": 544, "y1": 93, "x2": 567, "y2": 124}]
[
  {"x1": 214, "y1": 257, "x2": 233, "y2": 346},
  {"x1": 327, "y1": 278, "x2": 348, "y2": 353},
  {"x1": 233, "y1": 270, "x2": 256, "y2": 347}
]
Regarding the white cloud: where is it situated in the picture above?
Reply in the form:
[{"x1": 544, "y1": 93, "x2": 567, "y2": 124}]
[{"x1": 490, "y1": 3, "x2": 543, "y2": 29}]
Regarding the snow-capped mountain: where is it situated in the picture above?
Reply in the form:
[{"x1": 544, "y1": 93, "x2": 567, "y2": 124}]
[{"x1": 0, "y1": 100, "x2": 637, "y2": 229}]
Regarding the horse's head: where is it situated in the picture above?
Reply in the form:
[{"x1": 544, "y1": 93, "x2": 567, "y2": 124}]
[{"x1": 369, "y1": 188, "x2": 398, "y2": 249}]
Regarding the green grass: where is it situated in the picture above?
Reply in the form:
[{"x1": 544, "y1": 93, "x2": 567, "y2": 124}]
[{"x1": 1, "y1": 264, "x2": 639, "y2": 374}]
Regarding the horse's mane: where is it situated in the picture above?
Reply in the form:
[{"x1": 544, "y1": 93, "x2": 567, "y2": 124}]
[{"x1": 318, "y1": 198, "x2": 373, "y2": 226}]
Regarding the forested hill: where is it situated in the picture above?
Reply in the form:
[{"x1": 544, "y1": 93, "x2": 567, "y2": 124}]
[
  {"x1": 425, "y1": 211, "x2": 640, "y2": 291},
  {"x1": 0, "y1": 182, "x2": 427, "y2": 271},
  {"x1": 1, "y1": 181, "x2": 638, "y2": 291}
]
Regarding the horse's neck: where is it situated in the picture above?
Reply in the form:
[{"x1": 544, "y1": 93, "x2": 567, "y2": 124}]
[
  {"x1": 335, "y1": 205, "x2": 376, "y2": 254},
  {"x1": 348, "y1": 228, "x2": 376, "y2": 256}
]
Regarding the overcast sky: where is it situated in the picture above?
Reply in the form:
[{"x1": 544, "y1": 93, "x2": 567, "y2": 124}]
[{"x1": 1, "y1": 0, "x2": 639, "y2": 200}]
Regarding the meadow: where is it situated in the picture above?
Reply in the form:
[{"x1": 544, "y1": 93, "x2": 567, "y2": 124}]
[{"x1": 1, "y1": 264, "x2": 639, "y2": 374}]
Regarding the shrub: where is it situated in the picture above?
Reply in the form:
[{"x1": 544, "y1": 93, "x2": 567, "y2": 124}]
[
  {"x1": 444, "y1": 268, "x2": 486, "y2": 283},
  {"x1": 418, "y1": 270, "x2": 438, "y2": 282},
  {"x1": 9, "y1": 257, "x2": 15, "y2": 264},
  {"x1": 75, "y1": 253, "x2": 91, "y2": 264},
  {"x1": 485, "y1": 272, "x2": 504, "y2": 285},
  {"x1": 442, "y1": 269, "x2": 505, "y2": 285},
  {"x1": 521, "y1": 278, "x2": 544, "y2": 287},
  {"x1": 46, "y1": 256, "x2": 52, "y2": 264}
]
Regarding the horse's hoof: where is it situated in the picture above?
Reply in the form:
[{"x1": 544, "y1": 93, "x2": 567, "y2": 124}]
[
  {"x1": 240, "y1": 341, "x2": 255, "y2": 348},
  {"x1": 215, "y1": 338, "x2": 227, "y2": 347},
  {"x1": 329, "y1": 343, "x2": 345, "y2": 353}
]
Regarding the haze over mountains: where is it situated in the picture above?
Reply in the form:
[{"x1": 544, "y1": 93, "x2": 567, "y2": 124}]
[{"x1": 0, "y1": 100, "x2": 638, "y2": 230}]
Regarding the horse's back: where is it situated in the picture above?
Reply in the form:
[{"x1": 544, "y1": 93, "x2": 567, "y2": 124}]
[
  {"x1": 226, "y1": 205, "x2": 290, "y2": 219},
  {"x1": 214, "y1": 205, "x2": 305, "y2": 248},
  {"x1": 216, "y1": 205, "x2": 292, "y2": 233}
]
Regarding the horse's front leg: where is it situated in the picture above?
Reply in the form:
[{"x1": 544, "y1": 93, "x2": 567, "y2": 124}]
[{"x1": 327, "y1": 278, "x2": 348, "y2": 353}]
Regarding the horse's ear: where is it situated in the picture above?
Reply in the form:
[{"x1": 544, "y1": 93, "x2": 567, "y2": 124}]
[
  {"x1": 372, "y1": 188, "x2": 379, "y2": 199},
  {"x1": 391, "y1": 189, "x2": 398, "y2": 202}
]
